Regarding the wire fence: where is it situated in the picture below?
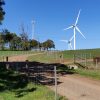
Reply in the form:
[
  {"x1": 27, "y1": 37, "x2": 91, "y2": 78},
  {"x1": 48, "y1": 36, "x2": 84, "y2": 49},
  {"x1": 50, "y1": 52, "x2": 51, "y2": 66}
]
[{"x1": 74, "y1": 53, "x2": 100, "y2": 69}]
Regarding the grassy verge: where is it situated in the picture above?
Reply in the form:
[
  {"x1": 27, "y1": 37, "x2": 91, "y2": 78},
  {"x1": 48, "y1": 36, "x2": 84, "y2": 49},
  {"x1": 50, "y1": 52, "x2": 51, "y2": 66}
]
[
  {"x1": 74, "y1": 68, "x2": 100, "y2": 80},
  {"x1": 0, "y1": 83, "x2": 56, "y2": 100}
]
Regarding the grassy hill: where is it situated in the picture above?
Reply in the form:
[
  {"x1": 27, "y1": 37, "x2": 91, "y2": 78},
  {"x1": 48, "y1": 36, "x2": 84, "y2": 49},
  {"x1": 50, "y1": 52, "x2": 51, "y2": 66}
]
[
  {"x1": 28, "y1": 48, "x2": 100, "y2": 63},
  {"x1": 61, "y1": 48, "x2": 100, "y2": 59}
]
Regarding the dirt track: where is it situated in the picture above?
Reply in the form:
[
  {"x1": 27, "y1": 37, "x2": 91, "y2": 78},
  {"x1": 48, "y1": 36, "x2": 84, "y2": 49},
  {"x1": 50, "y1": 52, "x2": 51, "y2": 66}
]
[
  {"x1": 49, "y1": 74, "x2": 100, "y2": 100},
  {"x1": 6, "y1": 53, "x2": 44, "y2": 62}
]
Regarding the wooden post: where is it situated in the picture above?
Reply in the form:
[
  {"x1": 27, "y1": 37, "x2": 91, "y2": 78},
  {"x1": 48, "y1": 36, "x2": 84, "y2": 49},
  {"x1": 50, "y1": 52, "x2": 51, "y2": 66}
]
[
  {"x1": 6, "y1": 56, "x2": 9, "y2": 70},
  {"x1": 6, "y1": 56, "x2": 8, "y2": 62},
  {"x1": 85, "y1": 54, "x2": 87, "y2": 67},
  {"x1": 96, "y1": 59, "x2": 98, "y2": 69},
  {"x1": 26, "y1": 60, "x2": 29, "y2": 81},
  {"x1": 61, "y1": 54, "x2": 63, "y2": 63},
  {"x1": 73, "y1": 54, "x2": 75, "y2": 63},
  {"x1": 54, "y1": 66, "x2": 57, "y2": 100}
]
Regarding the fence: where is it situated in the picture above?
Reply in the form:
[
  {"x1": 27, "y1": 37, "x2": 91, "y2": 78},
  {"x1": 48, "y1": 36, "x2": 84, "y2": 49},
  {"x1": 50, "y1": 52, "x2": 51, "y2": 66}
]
[{"x1": 74, "y1": 53, "x2": 100, "y2": 69}]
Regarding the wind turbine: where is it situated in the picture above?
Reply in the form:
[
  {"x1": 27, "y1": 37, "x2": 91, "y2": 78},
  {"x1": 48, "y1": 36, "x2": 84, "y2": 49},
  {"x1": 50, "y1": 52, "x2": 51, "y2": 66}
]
[
  {"x1": 60, "y1": 35, "x2": 74, "y2": 50},
  {"x1": 64, "y1": 9, "x2": 86, "y2": 50}
]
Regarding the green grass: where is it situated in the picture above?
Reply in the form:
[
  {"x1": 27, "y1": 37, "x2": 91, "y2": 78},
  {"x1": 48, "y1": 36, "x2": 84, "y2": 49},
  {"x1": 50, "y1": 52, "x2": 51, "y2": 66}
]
[
  {"x1": 74, "y1": 68, "x2": 100, "y2": 80},
  {"x1": 28, "y1": 48, "x2": 100, "y2": 63},
  {"x1": 61, "y1": 48, "x2": 100, "y2": 59},
  {"x1": 0, "y1": 83, "x2": 56, "y2": 100},
  {"x1": 0, "y1": 51, "x2": 41, "y2": 57},
  {"x1": 0, "y1": 48, "x2": 100, "y2": 62},
  {"x1": 28, "y1": 52, "x2": 59, "y2": 63}
]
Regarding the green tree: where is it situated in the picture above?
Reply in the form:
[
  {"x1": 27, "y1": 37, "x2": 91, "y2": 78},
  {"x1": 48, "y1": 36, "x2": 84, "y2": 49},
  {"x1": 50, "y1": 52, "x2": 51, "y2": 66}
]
[
  {"x1": 0, "y1": 0, "x2": 5, "y2": 24},
  {"x1": 42, "y1": 39, "x2": 55, "y2": 51},
  {"x1": 10, "y1": 34, "x2": 22, "y2": 50},
  {"x1": 30, "y1": 39, "x2": 39, "y2": 50},
  {"x1": 0, "y1": 33, "x2": 4, "y2": 50}
]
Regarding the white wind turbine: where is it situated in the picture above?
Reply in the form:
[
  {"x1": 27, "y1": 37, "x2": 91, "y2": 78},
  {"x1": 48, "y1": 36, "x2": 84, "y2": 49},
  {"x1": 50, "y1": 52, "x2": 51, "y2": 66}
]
[
  {"x1": 64, "y1": 9, "x2": 86, "y2": 50},
  {"x1": 60, "y1": 35, "x2": 74, "y2": 50}
]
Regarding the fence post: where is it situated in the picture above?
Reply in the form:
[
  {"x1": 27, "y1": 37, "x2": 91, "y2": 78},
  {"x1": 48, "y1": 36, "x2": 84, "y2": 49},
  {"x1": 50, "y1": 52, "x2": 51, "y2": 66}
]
[
  {"x1": 85, "y1": 54, "x2": 87, "y2": 67},
  {"x1": 96, "y1": 59, "x2": 98, "y2": 69},
  {"x1": 26, "y1": 60, "x2": 29, "y2": 81},
  {"x1": 62, "y1": 54, "x2": 63, "y2": 63},
  {"x1": 6, "y1": 56, "x2": 9, "y2": 70},
  {"x1": 73, "y1": 54, "x2": 75, "y2": 63},
  {"x1": 54, "y1": 66, "x2": 57, "y2": 100},
  {"x1": 6, "y1": 56, "x2": 8, "y2": 62}
]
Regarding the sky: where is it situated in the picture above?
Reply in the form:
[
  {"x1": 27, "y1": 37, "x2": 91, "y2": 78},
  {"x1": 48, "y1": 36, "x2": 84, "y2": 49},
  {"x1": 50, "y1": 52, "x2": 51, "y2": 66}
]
[{"x1": 1, "y1": 0, "x2": 100, "y2": 50}]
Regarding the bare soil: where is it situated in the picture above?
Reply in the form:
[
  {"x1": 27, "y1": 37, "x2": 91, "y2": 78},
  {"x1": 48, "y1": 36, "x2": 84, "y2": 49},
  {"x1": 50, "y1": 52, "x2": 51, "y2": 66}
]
[
  {"x1": 49, "y1": 74, "x2": 100, "y2": 100},
  {"x1": 6, "y1": 53, "x2": 44, "y2": 62}
]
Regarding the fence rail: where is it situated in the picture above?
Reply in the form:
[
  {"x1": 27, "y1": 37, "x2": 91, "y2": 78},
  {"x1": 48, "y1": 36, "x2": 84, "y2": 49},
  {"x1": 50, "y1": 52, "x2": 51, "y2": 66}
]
[{"x1": 74, "y1": 53, "x2": 100, "y2": 69}]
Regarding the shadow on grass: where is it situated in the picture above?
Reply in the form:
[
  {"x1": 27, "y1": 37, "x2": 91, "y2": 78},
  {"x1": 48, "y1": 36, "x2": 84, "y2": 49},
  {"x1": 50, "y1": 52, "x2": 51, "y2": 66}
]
[
  {"x1": 15, "y1": 87, "x2": 36, "y2": 97},
  {"x1": 0, "y1": 66, "x2": 36, "y2": 98}
]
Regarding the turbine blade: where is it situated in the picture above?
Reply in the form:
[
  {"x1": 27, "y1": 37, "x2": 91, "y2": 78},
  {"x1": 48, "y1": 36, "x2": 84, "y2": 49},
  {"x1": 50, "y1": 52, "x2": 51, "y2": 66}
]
[
  {"x1": 76, "y1": 26, "x2": 86, "y2": 39},
  {"x1": 70, "y1": 43, "x2": 73, "y2": 49},
  {"x1": 70, "y1": 35, "x2": 74, "y2": 41},
  {"x1": 64, "y1": 26, "x2": 73, "y2": 30},
  {"x1": 75, "y1": 9, "x2": 81, "y2": 25},
  {"x1": 60, "y1": 40, "x2": 68, "y2": 43}
]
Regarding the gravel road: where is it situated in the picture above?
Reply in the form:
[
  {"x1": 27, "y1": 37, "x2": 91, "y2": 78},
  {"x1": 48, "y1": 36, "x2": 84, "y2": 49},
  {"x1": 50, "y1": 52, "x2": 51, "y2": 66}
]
[{"x1": 49, "y1": 74, "x2": 100, "y2": 100}]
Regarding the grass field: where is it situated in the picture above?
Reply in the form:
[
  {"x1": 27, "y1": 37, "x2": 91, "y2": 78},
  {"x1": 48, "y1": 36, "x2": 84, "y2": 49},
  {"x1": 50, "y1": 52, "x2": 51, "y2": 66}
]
[
  {"x1": 0, "y1": 48, "x2": 100, "y2": 61},
  {"x1": 61, "y1": 48, "x2": 100, "y2": 59},
  {"x1": 0, "y1": 83, "x2": 56, "y2": 100},
  {"x1": 74, "y1": 69, "x2": 100, "y2": 80},
  {"x1": 0, "y1": 50, "x2": 41, "y2": 57},
  {"x1": 28, "y1": 52, "x2": 58, "y2": 63},
  {"x1": 28, "y1": 48, "x2": 100, "y2": 63}
]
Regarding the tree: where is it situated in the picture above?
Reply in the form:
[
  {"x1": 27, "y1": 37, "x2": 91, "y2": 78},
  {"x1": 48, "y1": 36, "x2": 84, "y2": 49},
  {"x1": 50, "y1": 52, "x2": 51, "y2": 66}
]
[
  {"x1": 20, "y1": 23, "x2": 29, "y2": 50},
  {"x1": 10, "y1": 34, "x2": 22, "y2": 50},
  {"x1": 46, "y1": 39, "x2": 55, "y2": 50},
  {"x1": 42, "y1": 39, "x2": 55, "y2": 51},
  {"x1": 0, "y1": 0, "x2": 5, "y2": 24},
  {"x1": 30, "y1": 39, "x2": 39, "y2": 50},
  {"x1": 0, "y1": 33, "x2": 4, "y2": 50}
]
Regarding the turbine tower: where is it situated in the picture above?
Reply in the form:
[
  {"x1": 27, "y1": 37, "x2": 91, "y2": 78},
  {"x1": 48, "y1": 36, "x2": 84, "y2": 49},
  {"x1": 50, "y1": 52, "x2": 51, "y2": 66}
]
[
  {"x1": 60, "y1": 35, "x2": 74, "y2": 50},
  {"x1": 64, "y1": 9, "x2": 86, "y2": 50},
  {"x1": 31, "y1": 20, "x2": 35, "y2": 40}
]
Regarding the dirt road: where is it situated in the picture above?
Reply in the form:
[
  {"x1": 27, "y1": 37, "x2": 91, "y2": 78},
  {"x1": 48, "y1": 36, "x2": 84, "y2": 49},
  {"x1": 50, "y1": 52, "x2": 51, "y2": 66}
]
[
  {"x1": 6, "y1": 53, "x2": 44, "y2": 62},
  {"x1": 49, "y1": 74, "x2": 100, "y2": 100}
]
